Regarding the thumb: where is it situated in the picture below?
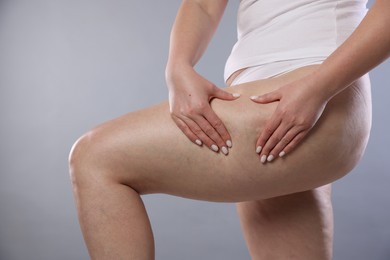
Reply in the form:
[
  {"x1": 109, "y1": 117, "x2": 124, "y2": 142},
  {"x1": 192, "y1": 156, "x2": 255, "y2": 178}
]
[
  {"x1": 211, "y1": 86, "x2": 241, "y2": 101},
  {"x1": 250, "y1": 90, "x2": 281, "y2": 104}
]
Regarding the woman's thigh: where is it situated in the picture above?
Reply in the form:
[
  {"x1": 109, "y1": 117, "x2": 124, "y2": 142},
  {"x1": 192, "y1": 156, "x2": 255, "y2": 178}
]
[{"x1": 74, "y1": 65, "x2": 371, "y2": 202}]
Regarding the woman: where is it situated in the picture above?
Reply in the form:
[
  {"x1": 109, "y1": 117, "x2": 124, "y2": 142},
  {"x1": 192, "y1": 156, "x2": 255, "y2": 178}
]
[{"x1": 69, "y1": 0, "x2": 390, "y2": 259}]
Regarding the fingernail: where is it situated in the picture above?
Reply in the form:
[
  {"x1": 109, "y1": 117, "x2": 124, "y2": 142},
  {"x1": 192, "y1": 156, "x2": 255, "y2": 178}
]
[
  {"x1": 226, "y1": 140, "x2": 232, "y2": 148},
  {"x1": 195, "y1": 139, "x2": 202, "y2": 146},
  {"x1": 279, "y1": 151, "x2": 286, "y2": 157},
  {"x1": 267, "y1": 155, "x2": 274, "y2": 162},
  {"x1": 260, "y1": 155, "x2": 267, "y2": 163},
  {"x1": 232, "y1": 93, "x2": 241, "y2": 97},
  {"x1": 221, "y1": 146, "x2": 228, "y2": 155},
  {"x1": 250, "y1": 95, "x2": 258, "y2": 100},
  {"x1": 211, "y1": 144, "x2": 219, "y2": 152},
  {"x1": 256, "y1": 146, "x2": 262, "y2": 154}
]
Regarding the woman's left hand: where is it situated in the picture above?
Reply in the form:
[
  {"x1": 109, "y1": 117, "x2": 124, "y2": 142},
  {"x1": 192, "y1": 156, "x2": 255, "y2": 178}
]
[{"x1": 250, "y1": 74, "x2": 330, "y2": 163}]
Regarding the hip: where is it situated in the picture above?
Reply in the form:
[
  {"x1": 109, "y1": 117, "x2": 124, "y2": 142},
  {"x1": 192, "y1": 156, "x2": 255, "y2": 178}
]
[{"x1": 211, "y1": 64, "x2": 372, "y2": 192}]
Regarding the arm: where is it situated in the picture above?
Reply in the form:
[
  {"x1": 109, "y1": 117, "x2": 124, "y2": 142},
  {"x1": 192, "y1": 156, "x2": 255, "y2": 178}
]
[
  {"x1": 251, "y1": 0, "x2": 390, "y2": 163},
  {"x1": 165, "y1": 0, "x2": 240, "y2": 155},
  {"x1": 311, "y1": 0, "x2": 390, "y2": 99},
  {"x1": 166, "y1": 0, "x2": 228, "y2": 71}
]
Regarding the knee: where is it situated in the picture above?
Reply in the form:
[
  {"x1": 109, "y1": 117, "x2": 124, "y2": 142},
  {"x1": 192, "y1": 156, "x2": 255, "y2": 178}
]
[
  {"x1": 68, "y1": 128, "x2": 108, "y2": 187},
  {"x1": 68, "y1": 131, "x2": 91, "y2": 187}
]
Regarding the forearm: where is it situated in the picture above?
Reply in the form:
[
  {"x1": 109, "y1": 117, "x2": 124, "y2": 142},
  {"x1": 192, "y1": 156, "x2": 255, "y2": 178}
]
[
  {"x1": 312, "y1": 0, "x2": 390, "y2": 99},
  {"x1": 165, "y1": 0, "x2": 227, "y2": 78}
]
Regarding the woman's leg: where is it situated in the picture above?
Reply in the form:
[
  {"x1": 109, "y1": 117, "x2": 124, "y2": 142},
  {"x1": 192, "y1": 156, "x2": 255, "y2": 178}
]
[
  {"x1": 228, "y1": 66, "x2": 335, "y2": 260},
  {"x1": 69, "y1": 65, "x2": 370, "y2": 259},
  {"x1": 236, "y1": 184, "x2": 334, "y2": 260},
  {"x1": 70, "y1": 172, "x2": 154, "y2": 259}
]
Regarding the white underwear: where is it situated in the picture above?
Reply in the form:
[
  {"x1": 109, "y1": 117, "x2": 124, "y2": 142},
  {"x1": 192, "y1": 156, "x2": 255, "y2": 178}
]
[{"x1": 228, "y1": 57, "x2": 325, "y2": 86}]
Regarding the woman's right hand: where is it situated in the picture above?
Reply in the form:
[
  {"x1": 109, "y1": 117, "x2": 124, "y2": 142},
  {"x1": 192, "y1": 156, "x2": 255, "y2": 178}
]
[{"x1": 166, "y1": 66, "x2": 241, "y2": 155}]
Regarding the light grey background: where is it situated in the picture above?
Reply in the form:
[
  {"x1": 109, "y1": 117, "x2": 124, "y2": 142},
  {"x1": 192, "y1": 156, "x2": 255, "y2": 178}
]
[{"x1": 0, "y1": 1, "x2": 388, "y2": 259}]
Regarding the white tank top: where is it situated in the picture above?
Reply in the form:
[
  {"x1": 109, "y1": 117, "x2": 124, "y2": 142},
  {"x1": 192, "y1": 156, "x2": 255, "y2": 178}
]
[{"x1": 224, "y1": 0, "x2": 369, "y2": 82}]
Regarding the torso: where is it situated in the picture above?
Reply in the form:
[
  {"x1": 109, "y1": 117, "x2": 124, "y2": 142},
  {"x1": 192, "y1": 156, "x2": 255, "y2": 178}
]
[{"x1": 224, "y1": 0, "x2": 369, "y2": 83}]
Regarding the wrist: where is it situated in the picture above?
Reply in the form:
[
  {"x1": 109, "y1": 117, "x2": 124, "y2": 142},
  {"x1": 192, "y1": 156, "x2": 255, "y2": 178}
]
[
  {"x1": 304, "y1": 66, "x2": 340, "y2": 102},
  {"x1": 165, "y1": 61, "x2": 196, "y2": 84},
  {"x1": 165, "y1": 61, "x2": 194, "y2": 81}
]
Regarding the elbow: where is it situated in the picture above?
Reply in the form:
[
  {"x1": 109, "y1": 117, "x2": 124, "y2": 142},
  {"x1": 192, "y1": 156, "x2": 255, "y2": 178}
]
[{"x1": 191, "y1": 0, "x2": 228, "y2": 24}]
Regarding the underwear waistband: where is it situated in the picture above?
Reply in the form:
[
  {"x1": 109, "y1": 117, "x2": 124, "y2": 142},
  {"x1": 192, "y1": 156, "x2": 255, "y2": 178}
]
[{"x1": 228, "y1": 57, "x2": 325, "y2": 86}]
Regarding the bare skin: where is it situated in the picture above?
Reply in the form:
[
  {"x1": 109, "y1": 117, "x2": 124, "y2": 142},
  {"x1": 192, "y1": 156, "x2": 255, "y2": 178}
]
[
  {"x1": 68, "y1": 0, "x2": 389, "y2": 258},
  {"x1": 69, "y1": 64, "x2": 371, "y2": 259},
  {"x1": 236, "y1": 185, "x2": 333, "y2": 260},
  {"x1": 229, "y1": 68, "x2": 334, "y2": 260}
]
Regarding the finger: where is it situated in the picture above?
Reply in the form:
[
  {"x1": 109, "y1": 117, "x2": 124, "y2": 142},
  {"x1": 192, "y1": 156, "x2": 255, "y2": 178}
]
[
  {"x1": 203, "y1": 108, "x2": 233, "y2": 149},
  {"x1": 268, "y1": 127, "x2": 302, "y2": 159},
  {"x1": 179, "y1": 115, "x2": 219, "y2": 153},
  {"x1": 255, "y1": 114, "x2": 282, "y2": 157},
  {"x1": 279, "y1": 130, "x2": 309, "y2": 156},
  {"x1": 191, "y1": 114, "x2": 228, "y2": 154},
  {"x1": 250, "y1": 90, "x2": 281, "y2": 104},
  {"x1": 171, "y1": 115, "x2": 203, "y2": 146},
  {"x1": 211, "y1": 86, "x2": 241, "y2": 101},
  {"x1": 259, "y1": 122, "x2": 293, "y2": 163}
]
